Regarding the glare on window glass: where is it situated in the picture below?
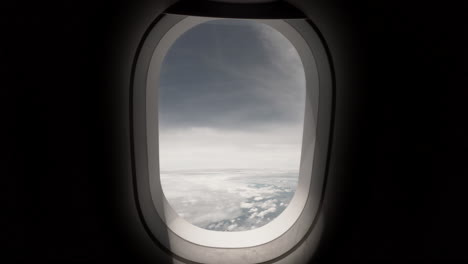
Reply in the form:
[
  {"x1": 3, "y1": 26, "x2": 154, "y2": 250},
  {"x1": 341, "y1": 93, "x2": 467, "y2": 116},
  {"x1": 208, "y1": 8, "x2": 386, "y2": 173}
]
[{"x1": 159, "y1": 19, "x2": 305, "y2": 232}]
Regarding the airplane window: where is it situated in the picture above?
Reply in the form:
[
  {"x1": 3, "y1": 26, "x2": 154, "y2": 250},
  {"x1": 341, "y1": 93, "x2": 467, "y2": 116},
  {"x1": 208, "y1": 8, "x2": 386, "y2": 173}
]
[
  {"x1": 158, "y1": 19, "x2": 306, "y2": 231},
  {"x1": 133, "y1": 12, "x2": 332, "y2": 259}
]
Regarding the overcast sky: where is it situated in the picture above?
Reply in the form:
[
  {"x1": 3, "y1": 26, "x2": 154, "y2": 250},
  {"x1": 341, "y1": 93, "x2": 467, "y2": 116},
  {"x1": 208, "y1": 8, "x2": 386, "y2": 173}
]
[{"x1": 158, "y1": 19, "x2": 305, "y2": 170}]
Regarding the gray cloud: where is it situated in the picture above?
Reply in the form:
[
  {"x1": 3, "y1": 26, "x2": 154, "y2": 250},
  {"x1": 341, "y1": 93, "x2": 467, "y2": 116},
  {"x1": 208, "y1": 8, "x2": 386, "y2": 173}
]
[{"x1": 158, "y1": 19, "x2": 305, "y2": 131}]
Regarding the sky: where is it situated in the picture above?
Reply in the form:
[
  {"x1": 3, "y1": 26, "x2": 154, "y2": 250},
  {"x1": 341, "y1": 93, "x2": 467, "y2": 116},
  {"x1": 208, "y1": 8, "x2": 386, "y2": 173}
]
[{"x1": 158, "y1": 19, "x2": 306, "y2": 170}]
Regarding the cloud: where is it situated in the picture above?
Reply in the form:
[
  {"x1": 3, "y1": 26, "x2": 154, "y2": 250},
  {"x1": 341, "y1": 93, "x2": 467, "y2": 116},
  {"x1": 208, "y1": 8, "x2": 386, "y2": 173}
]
[
  {"x1": 159, "y1": 126, "x2": 303, "y2": 170},
  {"x1": 248, "y1": 207, "x2": 258, "y2": 213},
  {"x1": 257, "y1": 207, "x2": 277, "y2": 218},
  {"x1": 161, "y1": 169, "x2": 297, "y2": 231},
  {"x1": 259, "y1": 199, "x2": 278, "y2": 209},
  {"x1": 227, "y1": 224, "x2": 238, "y2": 231},
  {"x1": 158, "y1": 19, "x2": 305, "y2": 130},
  {"x1": 157, "y1": 19, "x2": 306, "y2": 172},
  {"x1": 240, "y1": 202, "x2": 254, "y2": 209}
]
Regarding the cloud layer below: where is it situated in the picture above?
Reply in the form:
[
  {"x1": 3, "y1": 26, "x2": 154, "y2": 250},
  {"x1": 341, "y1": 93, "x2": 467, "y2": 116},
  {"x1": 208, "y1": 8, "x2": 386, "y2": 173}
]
[{"x1": 161, "y1": 169, "x2": 298, "y2": 231}]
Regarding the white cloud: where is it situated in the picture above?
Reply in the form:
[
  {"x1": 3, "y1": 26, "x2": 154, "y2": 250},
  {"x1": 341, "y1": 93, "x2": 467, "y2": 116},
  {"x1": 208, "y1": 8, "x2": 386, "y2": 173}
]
[
  {"x1": 249, "y1": 212, "x2": 258, "y2": 219},
  {"x1": 240, "y1": 202, "x2": 254, "y2": 209},
  {"x1": 248, "y1": 207, "x2": 258, "y2": 213},
  {"x1": 161, "y1": 169, "x2": 297, "y2": 231},
  {"x1": 159, "y1": 126, "x2": 303, "y2": 170},
  {"x1": 259, "y1": 199, "x2": 278, "y2": 209},
  {"x1": 258, "y1": 207, "x2": 277, "y2": 218}
]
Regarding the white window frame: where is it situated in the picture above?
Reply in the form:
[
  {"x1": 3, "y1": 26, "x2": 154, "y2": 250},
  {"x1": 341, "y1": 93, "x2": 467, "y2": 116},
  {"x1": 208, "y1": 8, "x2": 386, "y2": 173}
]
[{"x1": 132, "y1": 14, "x2": 333, "y2": 263}]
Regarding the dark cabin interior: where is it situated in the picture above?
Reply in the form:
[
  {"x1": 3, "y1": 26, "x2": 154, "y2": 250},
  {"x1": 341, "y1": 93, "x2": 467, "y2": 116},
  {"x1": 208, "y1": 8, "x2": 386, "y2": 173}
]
[{"x1": 3, "y1": 0, "x2": 466, "y2": 262}]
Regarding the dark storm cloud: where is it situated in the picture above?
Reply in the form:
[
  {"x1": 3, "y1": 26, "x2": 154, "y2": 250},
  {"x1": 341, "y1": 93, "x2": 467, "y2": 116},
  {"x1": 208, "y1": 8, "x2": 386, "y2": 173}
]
[{"x1": 158, "y1": 19, "x2": 305, "y2": 130}]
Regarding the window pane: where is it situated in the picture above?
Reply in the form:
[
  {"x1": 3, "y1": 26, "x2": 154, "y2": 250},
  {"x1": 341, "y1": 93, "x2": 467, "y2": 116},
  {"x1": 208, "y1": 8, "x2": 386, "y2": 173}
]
[{"x1": 159, "y1": 19, "x2": 305, "y2": 232}]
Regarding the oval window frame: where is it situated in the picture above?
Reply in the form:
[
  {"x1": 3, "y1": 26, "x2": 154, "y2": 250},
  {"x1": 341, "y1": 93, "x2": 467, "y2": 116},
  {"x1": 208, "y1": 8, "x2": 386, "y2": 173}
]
[{"x1": 131, "y1": 14, "x2": 333, "y2": 263}]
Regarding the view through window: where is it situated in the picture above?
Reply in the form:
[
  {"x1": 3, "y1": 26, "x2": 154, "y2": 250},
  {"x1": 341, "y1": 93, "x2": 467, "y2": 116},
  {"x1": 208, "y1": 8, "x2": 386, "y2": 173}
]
[{"x1": 159, "y1": 19, "x2": 305, "y2": 232}]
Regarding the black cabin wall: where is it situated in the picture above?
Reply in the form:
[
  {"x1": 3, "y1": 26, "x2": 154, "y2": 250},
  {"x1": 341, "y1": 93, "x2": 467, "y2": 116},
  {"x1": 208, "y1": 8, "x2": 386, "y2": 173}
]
[{"x1": 3, "y1": 0, "x2": 466, "y2": 262}]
